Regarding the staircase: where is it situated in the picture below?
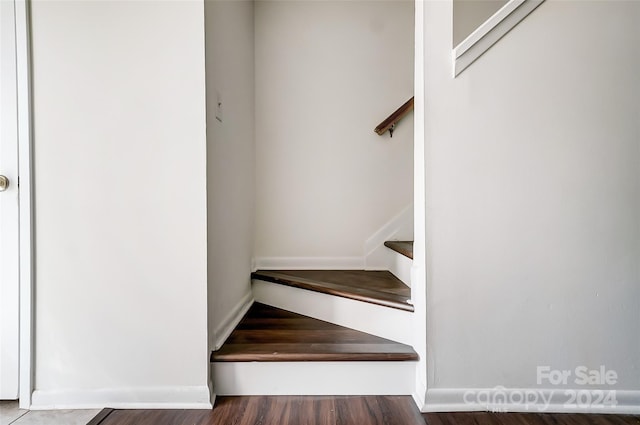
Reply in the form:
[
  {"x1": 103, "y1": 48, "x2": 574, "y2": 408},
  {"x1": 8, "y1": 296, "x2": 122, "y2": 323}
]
[{"x1": 211, "y1": 241, "x2": 417, "y2": 395}]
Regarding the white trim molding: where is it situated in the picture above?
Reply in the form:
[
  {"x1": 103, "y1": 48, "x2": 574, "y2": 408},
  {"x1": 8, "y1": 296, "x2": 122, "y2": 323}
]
[
  {"x1": 413, "y1": 379, "x2": 427, "y2": 413},
  {"x1": 413, "y1": 0, "x2": 427, "y2": 411},
  {"x1": 253, "y1": 256, "x2": 365, "y2": 270},
  {"x1": 1, "y1": 0, "x2": 21, "y2": 400},
  {"x1": 15, "y1": 0, "x2": 34, "y2": 409},
  {"x1": 452, "y1": 0, "x2": 545, "y2": 77},
  {"x1": 213, "y1": 291, "x2": 254, "y2": 350},
  {"x1": 364, "y1": 203, "x2": 413, "y2": 270},
  {"x1": 30, "y1": 386, "x2": 213, "y2": 410},
  {"x1": 255, "y1": 204, "x2": 413, "y2": 272},
  {"x1": 423, "y1": 388, "x2": 640, "y2": 415}
]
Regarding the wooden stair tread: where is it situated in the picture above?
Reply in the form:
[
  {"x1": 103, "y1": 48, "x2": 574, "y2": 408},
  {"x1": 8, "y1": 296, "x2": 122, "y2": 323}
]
[
  {"x1": 211, "y1": 303, "x2": 419, "y2": 362},
  {"x1": 384, "y1": 241, "x2": 413, "y2": 259},
  {"x1": 251, "y1": 270, "x2": 413, "y2": 312}
]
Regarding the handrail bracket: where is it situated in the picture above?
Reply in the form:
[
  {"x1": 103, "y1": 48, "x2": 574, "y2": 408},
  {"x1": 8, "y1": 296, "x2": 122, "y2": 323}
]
[{"x1": 374, "y1": 97, "x2": 414, "y2": 138}]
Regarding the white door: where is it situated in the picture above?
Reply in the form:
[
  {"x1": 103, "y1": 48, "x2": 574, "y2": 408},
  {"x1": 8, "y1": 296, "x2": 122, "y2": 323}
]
[{"x1": 0, "y1": 0, "x2": 21, "y2": 400}]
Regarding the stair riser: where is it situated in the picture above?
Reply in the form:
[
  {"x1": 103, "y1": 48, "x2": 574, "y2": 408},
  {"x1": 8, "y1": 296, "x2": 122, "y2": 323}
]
[
  {"x1": 252, "y1": 280, "x2": 413, "y2": 345},
  {"x1": 389, "y1": 252, "x2": 412, "y2": 287},
  {"x1": 212, "y1": 361, "x2": 416, "y2": 395}
]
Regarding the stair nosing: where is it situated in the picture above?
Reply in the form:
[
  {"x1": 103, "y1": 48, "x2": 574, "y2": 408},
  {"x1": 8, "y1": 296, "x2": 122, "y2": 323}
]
[
  {"x1": 211, "y1": 352, "x2": 419, "y2": 362},
  {"x1": 384, "y1": 241, "x2": 414, "y2": 260}
]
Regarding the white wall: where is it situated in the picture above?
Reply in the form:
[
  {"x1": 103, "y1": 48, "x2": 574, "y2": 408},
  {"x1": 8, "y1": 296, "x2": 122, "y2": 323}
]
[
  {"x1": 422, "y1": 0, "x2": 640, "y2": 412},
  {"x1": 452, "y1": 0, "x2": 507, "y2": 46},
  {"x1": 204, "y1": 0, "x2": 255, "y2": 349},
  {"x1": 254, "y1": 0, "x2": 414, "y2": 264},
  {"x1": 30, "y1": 0, "x2": 210, "y2": 408}
]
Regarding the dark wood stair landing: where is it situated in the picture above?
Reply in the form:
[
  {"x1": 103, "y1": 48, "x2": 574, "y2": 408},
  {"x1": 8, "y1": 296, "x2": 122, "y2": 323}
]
[
  {"x1": 384, "y1": 241, "x2": 413, "y2": 259},
  {"x1": 211, "y1": 303, "x2": 418, "y2": 362},
  {"x1": 251, "y1": 270, "x2": 413, "y2": 312}
]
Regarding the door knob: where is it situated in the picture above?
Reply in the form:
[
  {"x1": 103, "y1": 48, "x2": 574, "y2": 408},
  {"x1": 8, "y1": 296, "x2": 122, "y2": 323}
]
[{"x1": 0, "y1": 175, "x2": 9, "y2": 192}]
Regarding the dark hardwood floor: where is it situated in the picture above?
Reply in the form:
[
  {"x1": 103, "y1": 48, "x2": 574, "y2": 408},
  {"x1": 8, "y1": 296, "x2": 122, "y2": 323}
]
[
  {"x1": 89, "y1": 399, "x2": 640, "y2": 425},
  {"x1": 89, "y1": 395, "x2": 425, "y2": 425},
  {"x1": 422, "y1": 412, "x2": 640, "y2": 424},
  {"x1": 211, "y1": 302, "x2": 418, "y2": 362},
  {"x1": 251, "y1": 270, "x2": 413, "y2": 311},
  {"x1": 384, "y1": 241, "x2": 414, "y2": 260}
]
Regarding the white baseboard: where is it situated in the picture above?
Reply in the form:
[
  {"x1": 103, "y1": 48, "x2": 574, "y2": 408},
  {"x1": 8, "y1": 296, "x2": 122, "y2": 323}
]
[
  {"x1": 213, "y1": 361, "x2": 416, "y2": 395},
  {"x1": 213, "y1": 291, "x2": 254, "y2": 350},
  {"x1": 254, "y1": 204, "x2": 413, "y2": 272},
  {"x1": 364, "y1": 245, "x2": 394, "y2": 271},
  {"x1": 30, "y1": 386, "x2": 213, "y2": 410},
  {"x1": 364, "y1": 204, "x2": 413, "y2": 270},
  {"x1": 422, "y1": 388, "x2": 640, "y2": 415},
  {"x1": 364, "y1": 203, "x2": 414, "y2": 256},
  {"x1": 412, "y1": 379, "x2": 427, "y2": 411},
  {"x1": 253, "y1": 256, "x2": 364, "y2": 270},
  {"x1": 208, "y1": 375, "x2": 216, "y2": 412},
  {"x1": 453, "y1": 0, "x2": 545, "y2": 76}
]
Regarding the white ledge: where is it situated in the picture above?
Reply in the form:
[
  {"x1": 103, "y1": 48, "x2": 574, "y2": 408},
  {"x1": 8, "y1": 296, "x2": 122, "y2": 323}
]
[{"x1": 453, "y1": 0, "x2": 545, "y2": 77}]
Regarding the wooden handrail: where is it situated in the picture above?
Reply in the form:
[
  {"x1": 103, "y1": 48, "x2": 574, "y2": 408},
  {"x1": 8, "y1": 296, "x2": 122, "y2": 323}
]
[{"x1": 374, "y1": 97, "x2": 414, "y2": 137}]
